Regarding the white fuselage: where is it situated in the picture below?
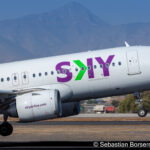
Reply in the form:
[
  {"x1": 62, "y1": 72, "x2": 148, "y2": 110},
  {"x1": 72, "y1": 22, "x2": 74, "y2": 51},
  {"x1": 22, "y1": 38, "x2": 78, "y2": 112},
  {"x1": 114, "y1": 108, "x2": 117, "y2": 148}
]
[{"x1": 0, "y1": 46, "x2": 150, "y2": 102}]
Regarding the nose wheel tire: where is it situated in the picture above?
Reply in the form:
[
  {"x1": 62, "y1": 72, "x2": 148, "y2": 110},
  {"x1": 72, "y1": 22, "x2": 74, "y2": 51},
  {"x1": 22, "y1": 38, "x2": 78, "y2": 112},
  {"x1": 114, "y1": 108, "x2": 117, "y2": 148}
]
[
  {"x1": 0, "y1": 122, "x2": 13, "y2": 136},
  {"x1": 138, "y1": 108, "x2": 148, "y2": 117}
]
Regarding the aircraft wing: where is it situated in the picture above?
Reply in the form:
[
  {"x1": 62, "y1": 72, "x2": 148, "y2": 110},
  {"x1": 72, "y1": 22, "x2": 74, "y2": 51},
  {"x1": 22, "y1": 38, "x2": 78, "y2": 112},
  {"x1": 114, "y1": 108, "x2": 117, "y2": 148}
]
[
  {"x1": 0, "y1": 90, "x2": 15, "y2": 97},
  {"x1": 0, "y1": 90, "x2": 16, "y2": 113},
  {"x1": 0, "y1": 84, "x2": 72, "y2": 112}
]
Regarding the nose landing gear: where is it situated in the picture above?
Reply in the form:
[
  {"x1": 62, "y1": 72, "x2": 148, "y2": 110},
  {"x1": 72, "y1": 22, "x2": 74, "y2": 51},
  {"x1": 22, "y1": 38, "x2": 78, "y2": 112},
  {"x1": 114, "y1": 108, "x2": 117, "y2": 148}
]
[
  {"x1": 0, "y1": 114, "x2": 13, "y2": 136},
  {"x1": 134, "y1": 92, "x2": 148, "y2": 117}
]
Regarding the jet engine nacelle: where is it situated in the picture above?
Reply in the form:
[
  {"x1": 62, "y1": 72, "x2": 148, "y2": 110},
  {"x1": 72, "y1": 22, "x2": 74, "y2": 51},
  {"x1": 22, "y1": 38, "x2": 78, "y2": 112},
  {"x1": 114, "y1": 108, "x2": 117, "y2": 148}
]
[
  {"x1": 7, "y1": 90, "x2": 62, "y2": 122},
  {"x1": 61, "y1": 102, "x2": 80, "y2": 117}
]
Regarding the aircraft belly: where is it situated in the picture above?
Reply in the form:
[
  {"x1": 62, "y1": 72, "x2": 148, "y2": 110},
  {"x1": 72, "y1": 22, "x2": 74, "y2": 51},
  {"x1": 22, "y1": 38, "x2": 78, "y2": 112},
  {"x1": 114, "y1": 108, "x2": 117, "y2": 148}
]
[{"x1": 70, "y1": 78, "x2": 111, "y2": 100}]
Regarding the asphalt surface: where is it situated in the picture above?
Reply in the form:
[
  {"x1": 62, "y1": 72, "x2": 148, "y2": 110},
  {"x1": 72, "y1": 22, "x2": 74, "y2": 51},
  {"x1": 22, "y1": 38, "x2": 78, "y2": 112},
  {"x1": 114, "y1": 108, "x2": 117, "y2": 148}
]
[
  {"x1": 7, "y1": 120, "x2": 150, "y2": 125},
  {"x1": 71, "y1": 113, "x2": 150, "y2": 117},
  {"x1": 0, "y1": 113, "x2": 150, "y2": 143}
]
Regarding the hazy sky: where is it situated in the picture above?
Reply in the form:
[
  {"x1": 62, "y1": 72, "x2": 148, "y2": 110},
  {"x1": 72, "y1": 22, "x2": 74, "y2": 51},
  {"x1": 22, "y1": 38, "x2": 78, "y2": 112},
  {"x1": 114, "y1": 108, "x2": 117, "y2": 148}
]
[{"x1": 0, "y1": 0, "x2": 149, "y2": 25}]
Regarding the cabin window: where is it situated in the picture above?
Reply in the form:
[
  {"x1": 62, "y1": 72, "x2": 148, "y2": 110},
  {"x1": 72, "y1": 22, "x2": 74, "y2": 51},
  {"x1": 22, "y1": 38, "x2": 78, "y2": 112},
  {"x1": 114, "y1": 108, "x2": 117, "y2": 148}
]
[
  {"x1": 51, "y1": 71, "x2": 54, "y2": 75},
  {"x1": 45, "y1": 72, "x2": 48, "y2": 76},
  {"x1": 23, "y1": 75, "x2": 26, "y2": 79},
  {"x1": 33, "y1": 74, "x2": 36, "y2": 78},
  {"x1": 75, "y1": 68, "x2": 78, "y2": 72},
  {"x1": 94, "y1": 65, "x2": 97, "y2": 69},
  {"x1": 100, "y1": 64, "x2": 103, "y2": 68},
  {"x1": 105, "y1": 63, "x2": 109, "y2": 68},
  {"x1": 112, "y1": 62, "x2": 115, "y2": 66},
  {"x1": 1, "y1": 78, "x2": 4, "y2": 82},
  {"x1": 81, "y1": 67, "x2": 84, "y2": 71},
  {"x1": 118, "y1": 62, "x2": 121, "y2": 65},
  {"x1": 39, "y1": 73, "x2": 42, "y2": 76},
  {"x1": 14, "y1": 76, "x2": 17, "y2": 80},
  {"x1": 63, "y1": 69, "x2": 66, "y2": 74},
  {"x1": 57, "y1": 70, "x2": 60, "y2": 74},
  {"x1": 7, "y1": 77, "x2": 10, "y2": 81},
  {"x1": 88, "y1": 66, "x2": 91, "y2": 70}
]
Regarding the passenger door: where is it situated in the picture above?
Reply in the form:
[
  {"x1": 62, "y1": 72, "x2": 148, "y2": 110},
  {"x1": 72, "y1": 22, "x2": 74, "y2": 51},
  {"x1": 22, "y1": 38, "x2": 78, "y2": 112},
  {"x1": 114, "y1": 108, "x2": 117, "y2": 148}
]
[
  {"x1": 126, "y1": 51, "x2": 141, "y2": 75},
  {"x1": 12, "y1": 73, "x2": 19, "y2": 86},
  {"x1": 21, "y1": 72, "x2": 29, "y2": 85}
]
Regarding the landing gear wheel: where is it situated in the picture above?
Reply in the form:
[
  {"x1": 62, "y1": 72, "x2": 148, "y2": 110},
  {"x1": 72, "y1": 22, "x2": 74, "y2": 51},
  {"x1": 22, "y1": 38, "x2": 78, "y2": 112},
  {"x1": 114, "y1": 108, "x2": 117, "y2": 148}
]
[
  {"x1": 138, "y1": 108, "x2": 148, "y2": 117},
  {"x1": 0, "y1": 122, "x2": 13, "y2": 136}
]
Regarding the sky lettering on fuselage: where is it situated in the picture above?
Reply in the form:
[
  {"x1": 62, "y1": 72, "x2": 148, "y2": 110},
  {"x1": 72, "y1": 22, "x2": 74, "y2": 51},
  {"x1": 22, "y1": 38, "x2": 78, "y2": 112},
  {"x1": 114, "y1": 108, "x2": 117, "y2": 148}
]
[
  {"x1": 56, "y1": 61, "x2": 72, "y2": 82},
  {"x1": 56, "y1": 55, "x2": 115, "y2": 82}
]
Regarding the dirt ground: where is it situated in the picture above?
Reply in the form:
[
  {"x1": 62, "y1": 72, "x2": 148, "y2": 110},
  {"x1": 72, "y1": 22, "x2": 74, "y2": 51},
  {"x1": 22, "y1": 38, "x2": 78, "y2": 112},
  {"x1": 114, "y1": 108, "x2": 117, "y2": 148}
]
[
  {"x1": 0, "y1": 116, "x2": 150, "y2": 141},
  {"x1": 3, "y1": 116, "x2": 150, "y2": 122},
  {"x1": 0, "y1": 124, "x2": 150, "y2": 141}
]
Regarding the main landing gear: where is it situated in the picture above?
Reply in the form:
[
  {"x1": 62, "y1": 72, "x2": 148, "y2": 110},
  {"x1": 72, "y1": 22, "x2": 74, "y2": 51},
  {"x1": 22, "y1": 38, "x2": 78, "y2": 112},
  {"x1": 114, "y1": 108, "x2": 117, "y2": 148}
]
[
  {"x1": 0, "y1": 113, "x2": 13, "y2": 136},
  {"x1": 134, "y1": 92, "x2": 148, "y2": 117}
]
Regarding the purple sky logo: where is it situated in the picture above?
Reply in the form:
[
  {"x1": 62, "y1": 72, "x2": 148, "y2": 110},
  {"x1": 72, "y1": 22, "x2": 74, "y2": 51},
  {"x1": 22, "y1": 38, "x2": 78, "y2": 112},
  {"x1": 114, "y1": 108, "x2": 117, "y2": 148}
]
[
  {"x1": 56, "y1": 61, "x2": 72, "y2": 82},
  {"x1": 56, "y1": 55, "x2": 115, "y2": 82}
]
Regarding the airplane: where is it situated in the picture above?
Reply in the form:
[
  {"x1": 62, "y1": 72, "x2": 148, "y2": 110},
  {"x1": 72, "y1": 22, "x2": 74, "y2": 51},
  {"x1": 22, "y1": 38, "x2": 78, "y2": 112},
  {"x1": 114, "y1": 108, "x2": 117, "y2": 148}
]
[{"x1": 0, "y1": 42, "x2": 148, "y2": 136}]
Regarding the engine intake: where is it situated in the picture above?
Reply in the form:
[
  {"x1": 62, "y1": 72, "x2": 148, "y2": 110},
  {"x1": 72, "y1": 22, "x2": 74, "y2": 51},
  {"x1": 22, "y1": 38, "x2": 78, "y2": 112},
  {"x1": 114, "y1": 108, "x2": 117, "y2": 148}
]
[{"x1": 7, "y1": 89, "x2": 62, "y2": 122}]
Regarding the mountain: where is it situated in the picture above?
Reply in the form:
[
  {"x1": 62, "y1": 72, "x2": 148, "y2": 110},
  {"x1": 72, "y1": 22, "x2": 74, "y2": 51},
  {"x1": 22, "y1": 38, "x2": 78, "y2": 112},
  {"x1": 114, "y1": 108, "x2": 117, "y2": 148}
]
[{"x1": 0, "y1": 1, "x2": 150, "y2": 63}]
